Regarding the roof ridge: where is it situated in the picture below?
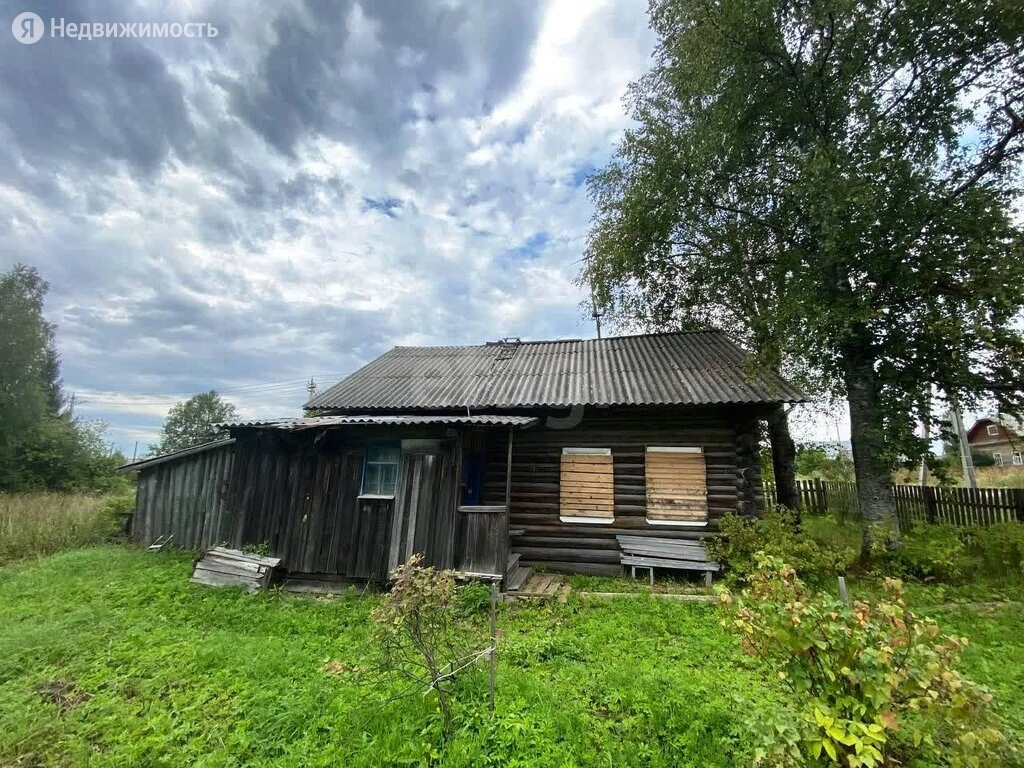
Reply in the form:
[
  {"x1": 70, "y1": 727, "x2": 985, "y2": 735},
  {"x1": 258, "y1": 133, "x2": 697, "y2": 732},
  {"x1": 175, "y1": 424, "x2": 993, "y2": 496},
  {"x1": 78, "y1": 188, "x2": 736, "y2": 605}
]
[{"x1": 390, "y1": 329, "x2": 727, "y2": 350}]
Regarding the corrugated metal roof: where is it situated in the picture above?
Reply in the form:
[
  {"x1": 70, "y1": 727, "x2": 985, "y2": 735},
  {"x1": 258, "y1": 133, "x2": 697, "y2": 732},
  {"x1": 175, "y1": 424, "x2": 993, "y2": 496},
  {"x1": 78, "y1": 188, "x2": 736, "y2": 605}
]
[
  {"x1": 305, "y1": 331, "x2": 805, "y2": 411},
  {"x1": 221, "y1": 414, "x2": 541, "y2": 430},
  {"x1": 116, "y1": 438, "x2": 235, "y2": 474}
]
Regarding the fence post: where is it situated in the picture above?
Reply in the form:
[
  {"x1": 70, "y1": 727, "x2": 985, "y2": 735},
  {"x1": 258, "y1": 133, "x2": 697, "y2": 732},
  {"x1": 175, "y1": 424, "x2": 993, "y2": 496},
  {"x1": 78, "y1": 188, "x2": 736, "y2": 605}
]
[
  {"x1": 923, "y1": 486, "x2": 938, "y2": 525},
  {"x1": 814, "y1": 479, "x2": 826, "y2": 515}
]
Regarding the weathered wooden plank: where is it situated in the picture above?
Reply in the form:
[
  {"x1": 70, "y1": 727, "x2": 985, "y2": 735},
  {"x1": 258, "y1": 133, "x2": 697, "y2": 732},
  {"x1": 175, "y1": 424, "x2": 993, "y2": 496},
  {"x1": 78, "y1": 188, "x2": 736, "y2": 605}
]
[{"x1": 621, "y1": 555, "x2": 719, "y2": 571}]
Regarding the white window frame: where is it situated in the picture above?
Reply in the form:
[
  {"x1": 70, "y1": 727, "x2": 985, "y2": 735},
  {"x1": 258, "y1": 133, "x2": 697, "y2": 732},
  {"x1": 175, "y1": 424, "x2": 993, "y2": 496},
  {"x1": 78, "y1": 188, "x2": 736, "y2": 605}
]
[
  {"x1": 644, "y1": 446, "x2": 709, "y2": 528},
  {"x1": 1014, "y1": 452, "x2": 1023, "y2": 466},
  {"x1": 987, "y1": 424, "x2": 1000, "y2": 436},
  {"x1": 559, "y1": 447, "x2": 614, "y2": 524},
  {"x1": 994, "y1": 453, "x2": 1004, "y2": 466}
]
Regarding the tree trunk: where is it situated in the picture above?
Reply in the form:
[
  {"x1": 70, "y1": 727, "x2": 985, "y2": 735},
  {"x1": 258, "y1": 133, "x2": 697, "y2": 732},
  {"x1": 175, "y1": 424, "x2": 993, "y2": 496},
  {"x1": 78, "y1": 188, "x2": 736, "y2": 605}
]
[
  {"x1": 766, "y1": 404, "x2": 799, "y2": 516},
  {"x1": 841, "y1": 343, "x2": 897, "y2": 559}
]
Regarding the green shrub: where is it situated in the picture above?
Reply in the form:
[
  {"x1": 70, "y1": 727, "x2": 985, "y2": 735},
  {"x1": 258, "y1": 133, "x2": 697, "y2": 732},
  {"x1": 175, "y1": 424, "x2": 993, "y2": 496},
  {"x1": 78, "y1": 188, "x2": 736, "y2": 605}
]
[
  {"x1": 803, "y1": 514, "x2": 864, "y2": 552},
  {"x1": 964, "y1": 523, "x2": 1024, "y2": 577},
  {"x1": 456, "y1": 581, "x2": 493, "y2": 617},
  {"x1": 369, "y1": 554, "x2": 481, "y2": 738},
  {"x1": 719, "y1": 556, "x2": 1013, "y2": 767},
  {"x1": 707, "y1": 509, "x2": 855, "y2": 583},
  {"x1": 881, "y1": 524, "x2": 967, "y2": 583}
]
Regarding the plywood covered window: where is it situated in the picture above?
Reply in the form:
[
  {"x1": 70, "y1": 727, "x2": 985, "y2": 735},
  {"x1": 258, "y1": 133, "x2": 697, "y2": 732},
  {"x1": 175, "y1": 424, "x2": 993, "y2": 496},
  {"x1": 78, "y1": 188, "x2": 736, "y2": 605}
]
[
  {"x1": 559, "y1": 448, "x2": 614, "y2": 524},
  {"x1": 645, "y1": 447, "x2": 708, "y2": 526}
]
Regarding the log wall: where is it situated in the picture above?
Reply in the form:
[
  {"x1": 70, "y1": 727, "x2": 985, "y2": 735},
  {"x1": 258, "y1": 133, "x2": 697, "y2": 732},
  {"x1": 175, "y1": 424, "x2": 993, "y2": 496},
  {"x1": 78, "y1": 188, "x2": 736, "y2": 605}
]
[{"x1": 482, "y1": 405, "x2": 766, "y2": 575}]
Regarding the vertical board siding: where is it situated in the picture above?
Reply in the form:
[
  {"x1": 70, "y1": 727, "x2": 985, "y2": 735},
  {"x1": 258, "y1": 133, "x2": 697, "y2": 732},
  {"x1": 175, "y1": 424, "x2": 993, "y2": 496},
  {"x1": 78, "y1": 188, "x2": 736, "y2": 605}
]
[
  {"x1": 131, "y1": 443, "x2": 235, "y2": 551},
  {"x1": 454, "y1": 506, "x2": 509, "y2": 577}
]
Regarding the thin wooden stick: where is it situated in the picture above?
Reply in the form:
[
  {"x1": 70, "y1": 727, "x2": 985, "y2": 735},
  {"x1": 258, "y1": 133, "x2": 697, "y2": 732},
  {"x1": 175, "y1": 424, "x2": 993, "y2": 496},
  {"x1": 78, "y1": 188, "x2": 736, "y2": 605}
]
[{"x1": 489, "y1": 581, "x2": 497, "y2": 712}]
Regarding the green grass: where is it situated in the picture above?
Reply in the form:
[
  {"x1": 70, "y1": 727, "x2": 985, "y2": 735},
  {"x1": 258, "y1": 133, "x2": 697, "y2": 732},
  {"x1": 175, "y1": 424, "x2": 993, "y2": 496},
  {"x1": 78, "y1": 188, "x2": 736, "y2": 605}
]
[
  {"x1": 0, "y1": 492, "x2": 129, "y2": 565},
  {"x1": 566, "y1": 572, "x2": 713, "y2": 593},
  {"x1": 2, "y1": 547, "x2": 1021, "y2": 766},
  {"x1": 0, "y1": 547, "x2": 780, "y2": 767}
]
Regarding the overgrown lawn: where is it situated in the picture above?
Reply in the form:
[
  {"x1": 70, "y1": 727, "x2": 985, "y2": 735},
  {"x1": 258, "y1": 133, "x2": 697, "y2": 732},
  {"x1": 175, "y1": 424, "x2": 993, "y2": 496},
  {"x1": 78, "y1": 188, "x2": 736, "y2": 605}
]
[
  {"x1": 0, "y1": 547, "x2": 777, "y2": 767},
  {"x1": 0, "y1": 493, "x2": 129, "y2": 565},
  {"x1": 2, "y1": 547, "x2": 1020, "y2": 765}
]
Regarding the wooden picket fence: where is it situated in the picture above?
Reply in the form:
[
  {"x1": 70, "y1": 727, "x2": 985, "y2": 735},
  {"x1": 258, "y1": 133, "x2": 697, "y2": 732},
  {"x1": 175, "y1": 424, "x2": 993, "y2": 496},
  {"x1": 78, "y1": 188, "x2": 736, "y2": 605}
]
[{"x1": 765, "y1": 479, "x2": 1024, "y2": 529}]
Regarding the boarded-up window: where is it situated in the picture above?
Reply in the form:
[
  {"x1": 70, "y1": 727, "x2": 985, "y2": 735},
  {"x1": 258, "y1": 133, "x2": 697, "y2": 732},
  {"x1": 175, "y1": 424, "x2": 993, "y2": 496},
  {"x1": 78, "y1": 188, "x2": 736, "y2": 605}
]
[
  {"x1": 645, "y1": 447, "x2": 708, "y2": 525},
  {"x1": 559, "y1": 448, "x2": 614, "y2": 523}
]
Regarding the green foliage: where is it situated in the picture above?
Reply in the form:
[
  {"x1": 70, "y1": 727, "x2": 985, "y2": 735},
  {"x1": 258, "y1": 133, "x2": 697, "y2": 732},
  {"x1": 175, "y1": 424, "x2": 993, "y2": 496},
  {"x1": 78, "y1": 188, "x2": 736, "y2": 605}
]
[
  {"x1": 706, "y1": 509, "x2": 855, "y2": 583},
  {"x1": 585, "y1": 0, "x2": 1024, "y2": 529},
  {"x1": 0, "y1": 493, "x2": 128, "y2": 564},
  {"x1": 720, "y1": 556, "x2": 1013, "y2": 767},
  {"x1": 0, "y1": 265, "x2": 58, "y2": 468},
  {"x1": 369, "y1": 554, "x2": 475, "y2": 736},
  {"x1": 970, "y1": 451, "x2": 997, "y2": 468},
  {"x1": 802, "y1": 515, "x2": 865, "y2": 554},
  {"x1": 13, "y1": 416, "x2": 130, "y2": 493},
  {"x1": 869, "y1": 523, "x2": 1024, "y2": 584},
  {"x1": 879, "y1": 525, "x2": 968, "y2": 583},
  {"x1": 0, "y1": 547, "x2": 785, "y2": 766},
  {"x1": 0, "y1": 264, "x2": 125, "y2": 493},
  {"x1": 456, "y1": 581, "x2": 493, "y2": 617},
  {"x1": 965, "y1": 523, "x2": 1024, "y2": 577},
  {"x1": 151, "y1": 391, "x2": 237, "y2": 455},
  {"x1": 795, "y1": 445, "x2": 855, "y2": 483}
]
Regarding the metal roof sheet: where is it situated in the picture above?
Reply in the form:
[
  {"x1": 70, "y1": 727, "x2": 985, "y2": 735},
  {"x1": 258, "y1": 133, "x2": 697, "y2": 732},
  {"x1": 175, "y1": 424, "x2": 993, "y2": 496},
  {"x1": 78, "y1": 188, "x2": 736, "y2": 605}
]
[
  {"x1": 304, "y1": 331, "x2": 805, "y2": 411},
  {"x1": 116, "y1": 438, "x2": 235, "y2": 473},
  {"x1": 221, "y1": 414, "x2": 541, "y2": 430}
]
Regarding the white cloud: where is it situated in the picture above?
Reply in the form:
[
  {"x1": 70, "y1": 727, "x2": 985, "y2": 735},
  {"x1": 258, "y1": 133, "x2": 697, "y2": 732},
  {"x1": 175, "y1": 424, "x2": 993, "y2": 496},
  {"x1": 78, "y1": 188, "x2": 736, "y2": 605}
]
[{"x1": 0, "y1": 0, "x2": 657, "y2": 453}]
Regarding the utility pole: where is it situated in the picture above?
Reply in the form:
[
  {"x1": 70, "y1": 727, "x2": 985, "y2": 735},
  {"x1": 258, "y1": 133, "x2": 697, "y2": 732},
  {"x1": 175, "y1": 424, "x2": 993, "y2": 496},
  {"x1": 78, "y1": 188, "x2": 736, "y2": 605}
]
[
  {"x1": 306, "y1": 377, "x2": 317, "y2": 399},
  {"x1": 918, "y1": 391, "x2": 931, "y2": 486},
  {"x1": 584, "y1": 252, "x2": 604, "y2": 340},
  {"x1": 917, "y1": 420, "x2": 930, "y2": 486},
  {"x1": 949, "y1": 402, "x2": 978, "y2": 489}
]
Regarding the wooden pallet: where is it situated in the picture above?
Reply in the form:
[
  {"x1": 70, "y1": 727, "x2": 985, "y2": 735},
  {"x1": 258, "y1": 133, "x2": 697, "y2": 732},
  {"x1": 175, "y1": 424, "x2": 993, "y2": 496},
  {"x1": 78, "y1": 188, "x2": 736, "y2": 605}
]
[
  {"x1": 191, "y1": 547, "x2": 281, "y2": 592},
  {"x1": 507, "y1": 573, "x2": 571, "y2": 603}
]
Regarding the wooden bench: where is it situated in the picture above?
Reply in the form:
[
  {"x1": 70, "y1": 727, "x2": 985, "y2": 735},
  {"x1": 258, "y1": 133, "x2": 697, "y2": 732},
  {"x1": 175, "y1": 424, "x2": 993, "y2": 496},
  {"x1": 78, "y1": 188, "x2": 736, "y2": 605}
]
[{"x1": 616, "y1": 535, "x2": 719, "y2": 587}]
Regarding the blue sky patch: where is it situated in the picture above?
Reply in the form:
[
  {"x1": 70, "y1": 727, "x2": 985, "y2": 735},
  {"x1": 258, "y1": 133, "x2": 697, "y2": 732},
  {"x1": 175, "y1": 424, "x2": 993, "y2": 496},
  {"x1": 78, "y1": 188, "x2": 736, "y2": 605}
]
[{"x1": 361, "y1": 196, "x2": 404, "y2": 218}]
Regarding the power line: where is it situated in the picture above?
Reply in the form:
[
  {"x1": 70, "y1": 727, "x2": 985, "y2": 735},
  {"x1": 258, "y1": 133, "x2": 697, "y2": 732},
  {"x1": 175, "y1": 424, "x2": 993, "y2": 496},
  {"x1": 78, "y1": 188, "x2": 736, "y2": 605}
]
[{"x1": 73, "y1": 374, "x2": 347, "y2": 407}]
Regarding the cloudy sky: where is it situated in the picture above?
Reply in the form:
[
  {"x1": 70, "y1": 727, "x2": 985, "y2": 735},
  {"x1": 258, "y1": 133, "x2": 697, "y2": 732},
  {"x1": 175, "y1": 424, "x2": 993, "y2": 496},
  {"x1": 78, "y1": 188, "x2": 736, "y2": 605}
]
[{"x1": 0, "y1": 0, "x2": 847, "y2": 455}]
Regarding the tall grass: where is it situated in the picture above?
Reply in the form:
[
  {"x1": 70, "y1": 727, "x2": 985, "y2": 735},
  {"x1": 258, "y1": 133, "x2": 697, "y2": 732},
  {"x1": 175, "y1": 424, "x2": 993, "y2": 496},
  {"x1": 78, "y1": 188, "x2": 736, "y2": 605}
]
[{"x1": 0, "y1": 492, "x2": 130, "y2": 564}]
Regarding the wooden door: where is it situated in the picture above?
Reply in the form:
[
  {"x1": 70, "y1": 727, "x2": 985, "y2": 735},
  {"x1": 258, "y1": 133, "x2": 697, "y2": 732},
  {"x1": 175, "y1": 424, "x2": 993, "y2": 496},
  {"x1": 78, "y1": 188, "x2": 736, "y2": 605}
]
[{"x1": 388, "y1": 445, "x2": 457, "y2": 573}]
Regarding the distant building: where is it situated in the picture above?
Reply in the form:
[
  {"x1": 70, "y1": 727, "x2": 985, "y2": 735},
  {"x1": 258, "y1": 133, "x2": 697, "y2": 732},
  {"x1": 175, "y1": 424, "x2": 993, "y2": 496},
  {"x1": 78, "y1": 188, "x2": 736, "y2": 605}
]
[{"x1": 966, "y1": 416, "x2": 1023, "y2": 467}]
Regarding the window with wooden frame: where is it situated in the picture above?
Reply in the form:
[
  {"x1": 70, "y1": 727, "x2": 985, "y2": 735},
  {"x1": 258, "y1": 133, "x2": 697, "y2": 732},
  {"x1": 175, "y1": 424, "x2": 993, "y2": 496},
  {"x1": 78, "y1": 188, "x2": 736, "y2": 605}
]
[
  {"x1": 994, "y1": 453, "x2": 1004, "y2": 466},
  {"x1": 987, "y1": 424, "x2": 1000, "y2": 436},
  {"x1": 360, "y1": 444, "x2": 401, "y2": 497},
  {"x1": 1014, "y1": 452, "x2": 1023, "y2": 466},
  {"x1": 644, "y1": 447, "x2": 708, "y2": 526},
  {"x1": 559, "y1": 448, "x2": 614, "y2": 524}
]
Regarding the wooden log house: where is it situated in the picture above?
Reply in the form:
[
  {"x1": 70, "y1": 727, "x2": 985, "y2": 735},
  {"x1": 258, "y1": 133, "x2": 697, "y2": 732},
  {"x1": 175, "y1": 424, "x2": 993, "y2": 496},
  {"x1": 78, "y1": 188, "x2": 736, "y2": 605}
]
[{"x1": 119, "y1": 331, "x2": 804, "y2": 587}]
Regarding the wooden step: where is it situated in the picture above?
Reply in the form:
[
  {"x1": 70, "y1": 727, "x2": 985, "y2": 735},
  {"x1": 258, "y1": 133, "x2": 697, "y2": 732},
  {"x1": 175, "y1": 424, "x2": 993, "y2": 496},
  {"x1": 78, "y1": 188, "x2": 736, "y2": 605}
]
[
  {"x1": 506, "y1": 552, "x2": 521, "y2": 572},
  {"x1": 505, "y1": 564, "x2": 532, "y2": 592},
  {"x1": 512, "y1": 572, "x2": 568, "y2": 599}
]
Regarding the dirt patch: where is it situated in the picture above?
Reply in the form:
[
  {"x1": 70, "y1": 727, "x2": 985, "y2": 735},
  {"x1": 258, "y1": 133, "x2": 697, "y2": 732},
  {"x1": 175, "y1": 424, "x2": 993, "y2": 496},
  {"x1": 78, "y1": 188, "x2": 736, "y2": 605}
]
[{"x1": 38, "y1": 679, "x2": 91, "y2": 713}]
